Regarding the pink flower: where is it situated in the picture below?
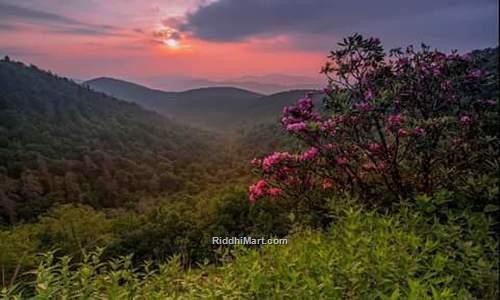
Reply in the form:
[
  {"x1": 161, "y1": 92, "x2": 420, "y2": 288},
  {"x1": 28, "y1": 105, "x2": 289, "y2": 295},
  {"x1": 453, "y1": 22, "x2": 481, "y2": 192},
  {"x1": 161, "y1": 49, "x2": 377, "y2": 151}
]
[
  {"x1": 387, "y1": 114, "x2": 403, "y2": 128},
  {"x1": 413, "y1": 127, "x2": 426, "y2": 137},
  {"x1": 249, "y1": 179, "x2": 268, "y2": 202},
  {"x1": 267, "y1": 187, "x2": 283, "y2": 197},
  {"x1": 262, "y1": 152, "x2": 293, "y2": 171},
  {"x1": 459, "y1": 115, "x2": 472, "y2": 126},
  {"x1": 322, "y1": 179, "x2": 334, "y2": 189},
  {"x1": 335, "y1": 156, "x2": 349, "y2": 165},
  {"x1": 320, "y1": 119, "x2": 336, "y2": 134},
  {"x1": 334, "y1": 115, "x2": 346, "y2": 124},
  {"x1": 368, "y1": 142, "x2": 381, "y2": 152},
  {"x1": 286, "y1": 122, "x2": 307, "y2": 133},
  {"x1": 297, "y1": 96, "x2": 314, "y2": 111},
  {"x1": 300, "y1": 147, "x2": 319, "y2": 161},
  {"x1": 281, "y1": 95, "x2": 321, "y2": 131},
  {"x1": 251, "y1": 158, "x2": 262, "y2": 166},
  {"x1": 397, "y1": 128, "x2": 409, "y2": 137}
]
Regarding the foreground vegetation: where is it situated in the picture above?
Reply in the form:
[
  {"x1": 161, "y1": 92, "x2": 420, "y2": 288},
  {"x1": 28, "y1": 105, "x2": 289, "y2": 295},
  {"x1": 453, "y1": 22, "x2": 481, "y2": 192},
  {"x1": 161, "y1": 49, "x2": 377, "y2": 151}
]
[
  {"x1": 2, "y1": 199, "x2": 497, "y2": 299},
  {"x1": 0, "y1": 36, "x2": 498, "y2": 299}
]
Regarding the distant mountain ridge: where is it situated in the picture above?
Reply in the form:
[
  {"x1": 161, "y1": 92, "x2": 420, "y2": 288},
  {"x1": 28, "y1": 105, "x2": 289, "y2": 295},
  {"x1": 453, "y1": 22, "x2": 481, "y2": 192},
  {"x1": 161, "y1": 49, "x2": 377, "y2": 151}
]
[
  {"x1": 85, "y1": 77, "x2": 319, "y2": 131},
  {"x1": 138, "y1": 74, "x2": 323, "y2": 94}
]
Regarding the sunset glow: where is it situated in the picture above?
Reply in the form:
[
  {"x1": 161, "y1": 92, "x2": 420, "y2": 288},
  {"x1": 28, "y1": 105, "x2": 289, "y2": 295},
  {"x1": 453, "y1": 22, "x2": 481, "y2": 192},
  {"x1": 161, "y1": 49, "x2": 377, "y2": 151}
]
[
  {"x1": 0, "y1": 0, "x2": 496, "y2": 89},
  {"x1": 164, "y1": 38, "x2": 180, "y2": 49}
]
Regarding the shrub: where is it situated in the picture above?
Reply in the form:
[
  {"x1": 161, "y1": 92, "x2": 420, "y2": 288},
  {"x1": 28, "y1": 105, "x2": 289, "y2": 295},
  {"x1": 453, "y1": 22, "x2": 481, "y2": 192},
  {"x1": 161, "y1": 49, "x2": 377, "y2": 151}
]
[
  {"x1": 4, "y1": 202, "x2": 497, "y2": 299},
  {"x1": 249, "y1": 34, "x2": 498, "y2": 212}
]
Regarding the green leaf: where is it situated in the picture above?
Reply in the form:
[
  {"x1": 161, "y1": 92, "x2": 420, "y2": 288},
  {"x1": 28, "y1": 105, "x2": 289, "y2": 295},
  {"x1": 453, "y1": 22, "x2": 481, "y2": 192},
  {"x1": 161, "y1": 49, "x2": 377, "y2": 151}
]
[{"x1": 483, "y1": 204, "x2": 499, "y2": 212}]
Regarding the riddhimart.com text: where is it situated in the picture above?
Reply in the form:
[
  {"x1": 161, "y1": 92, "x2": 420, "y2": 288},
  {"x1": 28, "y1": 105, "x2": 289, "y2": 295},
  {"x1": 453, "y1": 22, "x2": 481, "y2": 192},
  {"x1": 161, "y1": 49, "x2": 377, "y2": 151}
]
[{"x1": 212, "y1": 236, "x2": 288, "y2": 245}]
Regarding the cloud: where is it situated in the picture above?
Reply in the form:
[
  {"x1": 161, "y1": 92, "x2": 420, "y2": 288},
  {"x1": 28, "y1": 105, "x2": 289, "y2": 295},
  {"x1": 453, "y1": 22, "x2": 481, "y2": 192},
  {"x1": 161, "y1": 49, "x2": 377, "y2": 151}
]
[
  {"x1": 181, "y1": 0, "x2": 498, "y2": 51},
  {"x1": 49, "y1": 27, "x2": 128, "y2": 37},
  {"x1": 0, "y1": 2, "x2": 88, "y2": 25},
  {"x1": 0, "y1": 2, "x2": 119, "y2": 36},
  {"x1": 0, "y1": 23, "x2": 17, "y2": 30},
  {"x1": 0, "y1": 46, "x2": 46, "y2": 57},
  {"x1": 152, "y1": 27, "x2": 184, "y2": 45},
  {"x1": 162, "y1": 16, "x2": 185, "y2": 28}
]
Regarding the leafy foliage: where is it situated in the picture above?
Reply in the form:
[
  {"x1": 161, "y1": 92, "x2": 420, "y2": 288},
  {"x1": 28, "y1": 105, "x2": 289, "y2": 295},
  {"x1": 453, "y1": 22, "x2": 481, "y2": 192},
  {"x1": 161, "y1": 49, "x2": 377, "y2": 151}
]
[{"x1": 3, "y1": 204, "x2": 497, "y2": 299}]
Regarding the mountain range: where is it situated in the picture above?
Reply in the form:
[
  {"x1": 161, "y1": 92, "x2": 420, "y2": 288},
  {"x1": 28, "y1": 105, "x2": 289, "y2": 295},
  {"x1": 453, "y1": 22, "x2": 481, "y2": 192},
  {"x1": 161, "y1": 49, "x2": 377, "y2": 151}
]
[
  {"x1": 85, "y1": 77, "x2": 320, "y2": 131},
  {"x1": 133, "y1": 74, "x2": 324, "y2": 94}
]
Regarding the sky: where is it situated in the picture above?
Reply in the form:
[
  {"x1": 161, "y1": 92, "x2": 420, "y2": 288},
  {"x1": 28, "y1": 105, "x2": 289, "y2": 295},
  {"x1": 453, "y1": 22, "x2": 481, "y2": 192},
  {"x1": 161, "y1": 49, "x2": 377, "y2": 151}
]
[{"x1": 0, "y1": 0, "x2": 498, "y2": 89}]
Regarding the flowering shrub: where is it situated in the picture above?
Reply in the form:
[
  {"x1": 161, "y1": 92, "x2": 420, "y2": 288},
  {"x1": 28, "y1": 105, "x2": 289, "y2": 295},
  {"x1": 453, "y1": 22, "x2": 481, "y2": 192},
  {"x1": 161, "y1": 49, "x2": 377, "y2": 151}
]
[{"x1": 250, "y1": 34, "x2": 498, "y2": 209}]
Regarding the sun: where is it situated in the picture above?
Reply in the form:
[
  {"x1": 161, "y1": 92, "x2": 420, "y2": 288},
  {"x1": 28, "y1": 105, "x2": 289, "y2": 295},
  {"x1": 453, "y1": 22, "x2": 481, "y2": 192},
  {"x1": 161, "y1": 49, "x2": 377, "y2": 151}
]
[{"x1": 164, "y1": 38, "x2": 180, "y2": 49}]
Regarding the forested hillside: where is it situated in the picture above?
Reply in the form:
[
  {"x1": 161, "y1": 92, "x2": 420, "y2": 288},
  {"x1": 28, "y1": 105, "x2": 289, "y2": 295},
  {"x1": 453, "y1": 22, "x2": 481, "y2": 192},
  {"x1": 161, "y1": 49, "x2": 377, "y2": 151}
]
[{"x1": 0, "y1": 58, "x2": 230, "y2": 224}]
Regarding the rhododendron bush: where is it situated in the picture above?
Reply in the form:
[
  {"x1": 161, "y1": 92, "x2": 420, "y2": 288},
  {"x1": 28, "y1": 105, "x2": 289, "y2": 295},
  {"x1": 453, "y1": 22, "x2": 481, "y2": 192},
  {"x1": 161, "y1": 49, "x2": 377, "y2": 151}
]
[{"x1": 250, "y1": 34, "x2": 498, "y2": 210}]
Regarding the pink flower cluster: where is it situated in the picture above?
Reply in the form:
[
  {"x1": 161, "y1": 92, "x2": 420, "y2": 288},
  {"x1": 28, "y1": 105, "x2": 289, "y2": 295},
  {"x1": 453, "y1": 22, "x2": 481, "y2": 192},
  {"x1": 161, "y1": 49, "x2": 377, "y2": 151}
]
[
  {"x1": 459, "y1": 115, "x2": 472, "y2": 126},
  {"x1": 282, "y1": 96, "x2": 321, "y2": 134},
  {"x1": 286, "y1": 122, "x2": 307, "y2": 133},
  {"x1": 397, "y1": 128, "x2": 409, "y2": 137},
  {"x1": 335, "y1": 156, "x2": 349, "y2": 165},
  {"x1": 413, "y1": 127, "x2": 426, "y2": 137},
  {"x1": 322, "y1": 178, "x2": 334, "y2": 189},
  {"x1": 299, "y1": 147, "x2": 319, "y2": 161},
  {"x1": 387, "y1": 114, "x2": 404, "y2": 128},
  {"x1": 255, "y1": 147, "x2": 320, "y2": 172},
  {"x1": 262, "y1": 151, "x2": 294, "y2": 171},
  {"x1": 249, "y1": 179, "x2": 282, "y2": 202},
  {"x1": 368, "y1": 142, "x2": 382, "y2": 152}
]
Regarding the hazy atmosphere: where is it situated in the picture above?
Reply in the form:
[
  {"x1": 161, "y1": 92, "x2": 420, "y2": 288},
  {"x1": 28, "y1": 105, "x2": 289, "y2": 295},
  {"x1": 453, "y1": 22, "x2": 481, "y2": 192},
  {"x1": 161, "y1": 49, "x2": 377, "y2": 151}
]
[
  {"x1": 0, "y1": 0, "x2": 497, "y2": 91},
  {"x1": 0, "y1": 1, "x2": 498, "y2": 298}
]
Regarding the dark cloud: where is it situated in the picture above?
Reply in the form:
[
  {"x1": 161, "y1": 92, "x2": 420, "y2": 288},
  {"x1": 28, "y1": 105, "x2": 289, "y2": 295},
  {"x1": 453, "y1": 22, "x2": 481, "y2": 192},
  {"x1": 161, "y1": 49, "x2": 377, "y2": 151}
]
[
  {"x1": 0, "y1": 23, "x2": 17, "y2": 30},
  {"x1": 0, "y1": 2, "x2": 90, "y2": 26},
  {"x1": 182, "y1": 0, "x2": 498, "y2": 51},
  {"x1": 162, "y1": 16, "x2": 184, "y2": 28},
  {"x1": 49, "y1": 27, "x2": 127, "y2": 37},
  {"x1": 0, "y1": 46, "x2": 45, "y2": 57},
  {"x1": 0, "y1": 2, "x2": 119, "y2": 36}
]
